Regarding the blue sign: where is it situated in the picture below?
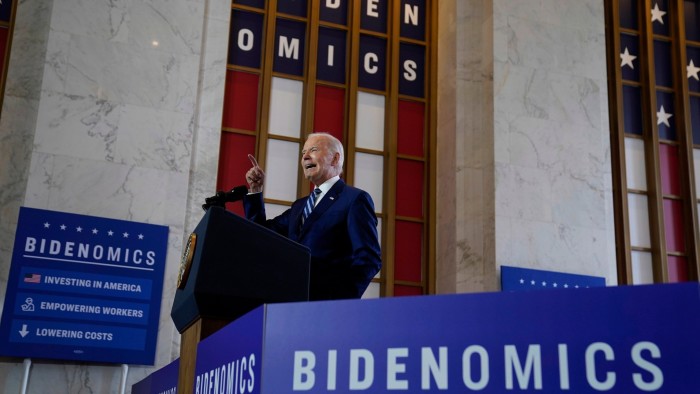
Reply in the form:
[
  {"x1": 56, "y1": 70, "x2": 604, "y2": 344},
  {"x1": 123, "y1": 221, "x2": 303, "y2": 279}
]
[
  {"x1": 229, "y1": 10, "x2": 264, "y2": 69},
  {"x1": 317, "y1": 27, "x2": 347, "y2": 84},
  {"x1": 0, "y1": 207, "x2": 169, "y2": 365},
  {"x1": 0, "y1": 0, "x2": 12, "y2": 23},
  {"x1": 320, "y1": 0, "x2": 348, "y2": 25},
  {"x1": 192, "y1": 306, "x2": 264, "y2": 393},
  {"x1": 400, "y1": 0, "x2": 425, "y2": 40},
  {"x1": 136, "y1": 282, "x2": 700, "y2": 392},
  {"x1": 361, "y1": 0, "x2": 388, "y2": 33},
  {"x1": 274, "y1": 18, "x2": 307, "y2": 76},
  {"x1": 501, "y1": 265, "x2": 606, "y2": 291},
  {"x1": 399, "y1": 42, "x2": 425, "y2": 98},
  {"x1": 260, "y1": 283, "x2": 700, "y2": 393},
  {"x1": 359, "y1": 34, "x2": 386, "y2": 91}
]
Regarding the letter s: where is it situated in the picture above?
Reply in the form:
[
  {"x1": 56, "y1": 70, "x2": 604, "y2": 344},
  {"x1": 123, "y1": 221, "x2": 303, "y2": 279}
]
[
  {"x1": 403, "y1": 60, "x2": 417, "y2": 81},
  {"x1": 632, "y1": 342, "x2": 663, "y2": 391}
]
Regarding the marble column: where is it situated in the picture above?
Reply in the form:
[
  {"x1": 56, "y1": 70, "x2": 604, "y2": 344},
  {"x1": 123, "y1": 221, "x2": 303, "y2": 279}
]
[
  {"x1": 436, "y1": 0, "x2": 618, "y2": 294},
  {"x1": 0, "y1": 0, "x2": 231, "y2": 392}
]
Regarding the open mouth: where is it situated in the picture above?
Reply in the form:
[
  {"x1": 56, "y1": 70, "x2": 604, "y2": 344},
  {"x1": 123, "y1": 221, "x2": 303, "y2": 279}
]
[{"x1": 304, "y1": 164, "x2": 316, "y2": 170}]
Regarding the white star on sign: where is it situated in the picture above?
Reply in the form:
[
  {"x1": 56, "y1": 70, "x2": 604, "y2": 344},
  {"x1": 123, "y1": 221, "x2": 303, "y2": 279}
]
[
  {"x1": 92, "y1": 228, "x2": 98, "y2": 234},
  {"x1": 651, "y1": 3, "x2": 666, "y2": 24},
  {"x1": 123, "y1": 232, "x2": 129, "y2": 238},
  {"x1": 620, "y1": 47, "x2": 637, "y2": 69},
  {"x1": 76, "y1": 226, "x2": 83, "y2": 232},
  {"x1": 138, "y1": 234, "x2": 144, "y2": 240},
  {"x1": 60, "y1": 224, "x2": 67, "y2": 230},
  {"x1": 688, "y1": 59, "x2": 700, "y2": 81},
  {"x1": 44, "y1": 222, "x2": 50, "y2": 228},
  {"x1": 657, "y1": 105, "x2": 673, "y2": 127}
]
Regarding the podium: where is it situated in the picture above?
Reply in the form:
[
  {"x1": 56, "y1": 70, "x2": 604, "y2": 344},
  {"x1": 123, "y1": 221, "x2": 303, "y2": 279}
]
[{"x1": 171, "y1": 206, "x2": 310, "y2": 393}]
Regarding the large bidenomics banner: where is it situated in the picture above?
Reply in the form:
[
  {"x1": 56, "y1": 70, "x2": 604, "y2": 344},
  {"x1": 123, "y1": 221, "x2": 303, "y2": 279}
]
[
  {"x1": 0, "y1": 207, "x2": 168, "y2": 365},
  {"x1": 186, "y1": 282, "x2": 700, "y2": 393}
]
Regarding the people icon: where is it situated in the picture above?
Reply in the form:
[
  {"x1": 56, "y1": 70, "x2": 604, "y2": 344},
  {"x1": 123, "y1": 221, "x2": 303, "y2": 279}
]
[{"x1": 21, "y1": 297, "x2": 35, "y2": 312}]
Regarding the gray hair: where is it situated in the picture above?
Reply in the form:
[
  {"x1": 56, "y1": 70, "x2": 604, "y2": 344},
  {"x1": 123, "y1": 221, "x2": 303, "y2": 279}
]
[{"x1": 310, "y1": 132, "x2": 344, "y2": 171}]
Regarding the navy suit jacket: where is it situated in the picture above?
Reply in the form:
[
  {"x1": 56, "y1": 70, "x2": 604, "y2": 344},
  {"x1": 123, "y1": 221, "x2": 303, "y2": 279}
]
[{"x1": 243, "y1": 180, "x2": 382, "y2": 300}]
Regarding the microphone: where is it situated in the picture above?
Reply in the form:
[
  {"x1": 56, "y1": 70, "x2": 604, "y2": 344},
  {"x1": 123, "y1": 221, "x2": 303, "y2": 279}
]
[{"x1": 202, "y1": 185, "x2": 248, "y2": 211}]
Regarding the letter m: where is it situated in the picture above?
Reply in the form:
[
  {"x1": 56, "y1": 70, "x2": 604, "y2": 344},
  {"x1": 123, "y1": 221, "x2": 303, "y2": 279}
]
[
  {"x1": 279, "y1": 36, "x2": 300, "y2": 60},
  {"x1": 505, "y1": 345, "x2": 543, "y2": 390}
]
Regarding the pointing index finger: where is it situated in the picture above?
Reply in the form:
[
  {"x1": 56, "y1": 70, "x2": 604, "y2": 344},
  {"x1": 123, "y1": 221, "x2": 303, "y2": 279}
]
[{"x1": 248, "y1": 154, "x2": 259, "y2": 168}]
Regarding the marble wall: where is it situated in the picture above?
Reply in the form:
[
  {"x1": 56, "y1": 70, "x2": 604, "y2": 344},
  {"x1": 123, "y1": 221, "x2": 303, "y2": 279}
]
[
  {"x1": 0, "y1": 0, "x2": 230, "y2": 392},
  {"x1": 437, "y1": 0, "x2": 617, "y2": 294}
]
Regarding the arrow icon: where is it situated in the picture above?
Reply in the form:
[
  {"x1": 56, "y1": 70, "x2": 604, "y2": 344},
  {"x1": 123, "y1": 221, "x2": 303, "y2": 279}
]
[{"x1": 19, "y1": 324, "x2": 29, "y2": 338}]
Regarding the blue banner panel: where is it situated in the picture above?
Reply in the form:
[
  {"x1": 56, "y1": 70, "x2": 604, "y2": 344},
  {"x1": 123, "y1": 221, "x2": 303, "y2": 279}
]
[
  {"x1": 359, "y1": 34, "x2": 386, "y2": 91},
  {"x1": 0, "y1": 207, "x2": 168, "y2": 365},
  {"x1": 0, "y1": 0, "x2": 11, "y2": 23},
  {"x1": 400, "y1": 0, "x2": 425, "y2": 40},
  {"x1": 233, "y1": 0, "x2": 265, "y2": 9},
  {"x1": 656, "y1": 90, "x2": 676, "y2": 141},
  {"x1": 192, "y1": 306, "x2": 265, "y2": 394},
  {"x1": 361, "y1": 0, "x2": 388, "y2": 33},
  {"x1": 317, "y1": 27, "x2": 347, "y2": 84},
  {"x1": 277, "y1": 0, "x2": 307, "y2": 17},
  {"x1": 150, "y1": 358, "x2": 179, "y2": 394},
  {"x1": 501, "y1": 265, "x2": 606, "y2": 292},
  {"x1": 229, "y1": 10, "x2": 264, "y2": 69},
  {"x1": 261, "y1": 283, "x2": 700, "y2": 393},
  {"x1": 399, "y1": 43, "x2": 425, "y2": 98},
  {"x1": 320, "y1": 0, "x2": 348, "y2": 25},
  {"x1": 274, "y1": 18, "x2": 307, "y2": 76},
  {"x1": 620, "y1": 33, "x2": 640, "y2": 82}
]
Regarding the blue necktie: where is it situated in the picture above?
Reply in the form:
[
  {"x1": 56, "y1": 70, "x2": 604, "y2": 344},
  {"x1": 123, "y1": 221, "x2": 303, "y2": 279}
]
[{"x1": 302, "y1": 188, "x2": 322, "y2": 225}]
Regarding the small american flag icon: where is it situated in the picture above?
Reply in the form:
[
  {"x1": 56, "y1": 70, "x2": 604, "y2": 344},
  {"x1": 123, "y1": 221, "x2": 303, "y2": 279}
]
[{"x1": 24, "y1": 273, "x2": 41, "y2": 283}]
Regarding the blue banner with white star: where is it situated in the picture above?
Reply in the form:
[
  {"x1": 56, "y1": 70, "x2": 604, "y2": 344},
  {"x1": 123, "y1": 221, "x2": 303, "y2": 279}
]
[
  {"x1": 501, "y1": 265, "x2": 605, "y2": 291},
  {"x1": 0, "y1": 207, "x2": 169, "y2": 365}
]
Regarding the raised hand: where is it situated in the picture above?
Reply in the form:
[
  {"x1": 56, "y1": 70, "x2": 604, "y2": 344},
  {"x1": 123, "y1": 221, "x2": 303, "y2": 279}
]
[{"x1": 245, "y1": 154, "x2": 265, "y2": 193}]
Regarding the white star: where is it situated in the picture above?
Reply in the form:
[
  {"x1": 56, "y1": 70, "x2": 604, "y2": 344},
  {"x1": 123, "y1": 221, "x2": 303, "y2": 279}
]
[
  {"x1": 564, "y1": 284, "x2": 569, "y2": 288},
  {"x1": 657, "y1": 105, "x2": 673, "y2": 127},
  {"x1": 92, "y1": 228, "x2": 99, "y2": 234},
  {"x1": 575, "y1": 285, "x2": 580, "y2": 289},
  {"x1": 541, "y1": 281, "x2": 547, "y2": 287},
  {"x1": 44, "y1": 222, "x2": 50, "y2": 228},
  {"x1": 553, "y1": 283, "x2": 558, "y2": 288},
  {"x1": 123, "y1": 232, "x2": 130, "y2": 238},
  {"x1": 688, "y1": 59, "x2": 700, "y2": 81},
  {"x1": 138, "y1": 234, "x2": 144, "y2": 240},
  {"x1": 530, "y1": 280, "x2": 535, "y2": 285},
  {"x1": 76, "y1": 226, "x2": 83, "y2": 232},
  {"x1": 519, "y1": 278, "x2": 525, "y2": 284},
  {"x1": 620, "y1": 47, "x2": 637, "y2": 69},
  {"x1": 108, "y1": 230, "x2": 114, "y2": 236},
  {"x1": 651, "y1": 3, "x2": 666, "y2": 24},
  {"x1": 60, "y1": 224, "x2": 67, "y2": 230}
]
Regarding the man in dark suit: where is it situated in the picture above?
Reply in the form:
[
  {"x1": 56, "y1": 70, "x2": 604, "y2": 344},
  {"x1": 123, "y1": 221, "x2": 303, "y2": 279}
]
[{"x1": 244, "y1": 133, "x2": 382, "y2": 300}]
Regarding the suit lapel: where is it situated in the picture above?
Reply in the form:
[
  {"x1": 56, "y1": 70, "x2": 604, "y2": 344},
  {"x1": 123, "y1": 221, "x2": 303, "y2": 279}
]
[{"x1": 299, "y1": 180, "x2": 345, "y2": 237}]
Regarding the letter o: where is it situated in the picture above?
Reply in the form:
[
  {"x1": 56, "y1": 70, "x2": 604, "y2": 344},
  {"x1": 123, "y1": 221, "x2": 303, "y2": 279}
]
[
  {"x1": 238, "y1": 29, "x2": 254, "y2": 51},
  {"x1": 462, "y1": 345, "x2": 489, "y2": 390}
]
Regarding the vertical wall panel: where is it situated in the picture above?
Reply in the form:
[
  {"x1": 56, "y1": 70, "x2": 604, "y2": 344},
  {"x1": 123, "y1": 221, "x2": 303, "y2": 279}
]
[
  {"x1": 265, "y1": 140, "x2": 300, "y2": 201},
  {"x1": 397, "y1": 100, "x2": 425, "y2": 157},
  {"x1": 663, "y1": 199, "x2": 685, "y2": 253},
  {"x1": 659, "y1": 144, "x2": 680, "y2": 195},
  {"x1": 396, "y1": 159, "x2": 424, "y2": 218},
  {"x1": 217, "y1": 133, "x2": 257, "y2": 216},
  {"x1": 625, "y1": 137, "x2": 647, "y2": 190},
  {"x1": 631, "y1": 251, "x2": 654, "y2": 284},
  {"x1": 223, "y1": 70, "x2": 259, "y2": 131},
  {"x1": 394, "y1": 221, "x2": 423, "y2": 282},
  {"x1": 313, "y1": 85, "x2": 345, "y2": 142},
  {"x1": 667, "y1": 255, "x2": 688, "y2": 282},
  {"x1": 268, "y1": 77, "x2": 303, "y2": 138},
  {"x1": 355, "y1": 92, "x2": 386, "y2": 151},
  {"x1": 628, "y1": 193, "x2": 652, "y2": 248},
  {"x1": 354, "y1": 152, "x2": 384, "y2": 213}
]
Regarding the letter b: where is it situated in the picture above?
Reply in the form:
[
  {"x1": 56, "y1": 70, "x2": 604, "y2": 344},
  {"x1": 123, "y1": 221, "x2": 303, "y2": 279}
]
[{"x1": 293, "y1": 351, "x2": 316, "y2": 390}]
